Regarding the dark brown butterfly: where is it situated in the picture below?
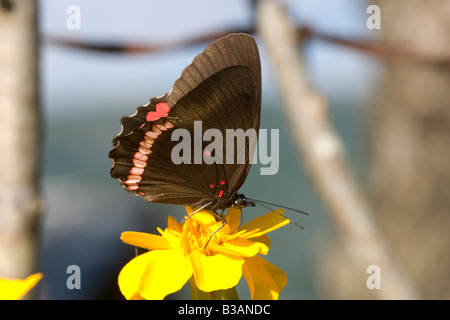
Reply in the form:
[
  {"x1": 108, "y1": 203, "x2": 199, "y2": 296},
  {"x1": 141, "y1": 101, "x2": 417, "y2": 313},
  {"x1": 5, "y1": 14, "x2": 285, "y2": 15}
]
[{"x1": 109, "y1": 33, "x2": 261, "y2": 212}]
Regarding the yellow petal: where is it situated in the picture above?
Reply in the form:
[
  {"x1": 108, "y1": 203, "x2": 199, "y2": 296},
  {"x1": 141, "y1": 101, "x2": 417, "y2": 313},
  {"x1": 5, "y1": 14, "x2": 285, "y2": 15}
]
[
  {"x1": 239, "y1": 210, "x2": 289, "y2": 239},
  {"x1": 225, "y1": 207, "x2": 242, "y2": 232},
  {"x1": 0, "y1": 272, "x2": 43, "y2": 300},
  {"x1": 247, "y1": 235, "x2": 271, "y2": 252},
  {"x1": 191, "y1": 211, "x2": 221, "y2": 234},
  {"x1": 185, "y1": 206, "x2": 216, "y2": 220},
  {"x1": 120, "y1": 231, "x2": 170, "y2": 250},
  {"x1": 118, "y1": 251, "x2": 154, "y2": 299},
  {"x1": 242, "y1": 255, "x2": 287, "y2": 300},
  {"x1": 167, "y1": 215, "x2": 183, "y2": 234},
  {"x1": 190, "y1": 250, "x2": 244, "y2": 292},
  {"x1": 139, "y1": 250, "x2": 192, "y2": 300},
  {"x1": 212, "y1": 238, "x2": 269, "y2": 257},
  {"x1": 160, "y1": 227, "x2": 184, "y2": 248},
  {"x1": 221, "y1": 228, "x2": 250, "y2": 242}
]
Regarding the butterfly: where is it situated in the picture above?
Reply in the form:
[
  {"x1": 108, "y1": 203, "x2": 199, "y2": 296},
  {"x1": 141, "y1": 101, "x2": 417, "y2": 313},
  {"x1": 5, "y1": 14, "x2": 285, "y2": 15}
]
[{"x1": 109, "y1": 33, "x2": 261, "y2": 213}]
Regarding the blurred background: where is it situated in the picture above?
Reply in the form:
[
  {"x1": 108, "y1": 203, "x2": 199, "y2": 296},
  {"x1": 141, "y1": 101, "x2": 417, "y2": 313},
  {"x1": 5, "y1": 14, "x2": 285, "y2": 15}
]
[
  {"x1": 38, "y1": 0, "x2": 377, "y2": 299},
  {"x1": 1, "y1": 0, "x2": 449, "y2": 299}
]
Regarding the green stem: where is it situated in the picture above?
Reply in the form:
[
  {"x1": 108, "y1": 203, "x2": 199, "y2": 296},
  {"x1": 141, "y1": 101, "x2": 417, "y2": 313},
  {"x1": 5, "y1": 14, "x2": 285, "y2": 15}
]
[{"x1": 189, "y1": 276, "x2": 239, "y2": 300}]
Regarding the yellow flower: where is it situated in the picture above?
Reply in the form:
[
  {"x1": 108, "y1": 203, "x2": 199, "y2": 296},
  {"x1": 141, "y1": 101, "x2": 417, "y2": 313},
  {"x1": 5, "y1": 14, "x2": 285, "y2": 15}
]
[
  {"x1": 0, "y1": 273, "x2": 43, "y2": 300},
  {"x1": 118, "y1": 206, "x2": 289, "y2": 300}
]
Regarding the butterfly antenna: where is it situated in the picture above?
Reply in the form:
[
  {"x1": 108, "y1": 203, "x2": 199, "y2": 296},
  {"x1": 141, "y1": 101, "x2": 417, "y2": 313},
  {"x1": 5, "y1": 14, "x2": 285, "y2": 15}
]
[
  {"x1": 246, "y1": 198, "x2": 307, "y2": 230},
  {"x1": 246, "y1": 198, "x2": 309, "y2": 216}
]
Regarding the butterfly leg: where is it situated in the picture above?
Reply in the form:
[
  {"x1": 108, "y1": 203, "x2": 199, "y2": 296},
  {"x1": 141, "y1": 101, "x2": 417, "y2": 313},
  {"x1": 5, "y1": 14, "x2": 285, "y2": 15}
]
[
  {"x1": 204, "y1": 211, "x2": 227, "y2": 248},
  {"x1": 181, "y1": 202, "x2": 212, "y2": 224}
]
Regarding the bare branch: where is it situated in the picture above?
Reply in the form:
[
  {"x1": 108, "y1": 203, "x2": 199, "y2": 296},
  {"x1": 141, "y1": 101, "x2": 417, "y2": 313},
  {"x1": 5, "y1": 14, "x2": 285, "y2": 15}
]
[
  {"x1": 43, "y1": 26, "x2": 450, "y2": 68},
  {"x1": 302, "y1": 26, "x2": 450, "y2": 68},
  {"x1": 42, "y1": 28, "x2": 254, "y2": 54}
]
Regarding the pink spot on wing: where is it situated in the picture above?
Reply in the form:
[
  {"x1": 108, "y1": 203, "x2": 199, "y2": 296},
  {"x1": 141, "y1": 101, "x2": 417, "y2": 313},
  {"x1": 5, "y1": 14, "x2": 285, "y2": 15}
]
[
  {"x1": 134, "y1": 152, "x2": 148, "y2": 162},
  {"x1": 146, "y1": 131, "x2": 159, "y2": 139},
  {"x1": 126, "y1": 175, "x2": 142, "y2": 184},
  {"x1": 133, "y1": 159, "x2": 146, "y2": 168},
  {"x1": 140, "y1": 140, "x2": 152, "y2": 149},
  {"x1": 146, "y1": 102, "x2": 170, "y2": 121},
  {"x1": 164, "y1": 121, "x2": 174, "y2": 129},
  {"x1": 130, "y1": 167, "x2": 144, "y2": 175},
  {"x1": 128, "y1": 184, "x2": 139, "y2": 191},
  {"x1": 154, "y1": 124, "x2": 167, "y2": 131}
]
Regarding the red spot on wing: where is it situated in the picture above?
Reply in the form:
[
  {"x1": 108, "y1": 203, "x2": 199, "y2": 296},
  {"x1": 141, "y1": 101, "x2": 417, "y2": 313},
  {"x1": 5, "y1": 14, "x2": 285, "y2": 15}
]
[
  {"x1": 218, "y1": 190, "x2": 224, "y2": 198},
  {"x1": 146, "y1": 102, "x2": 170, "y2": 121},
  {"x1": 219, "y1": 180, "x2": 225, "y2": 185},
  {"x1": 209, "y1": 184, "x2": 214, "y2": 189}
]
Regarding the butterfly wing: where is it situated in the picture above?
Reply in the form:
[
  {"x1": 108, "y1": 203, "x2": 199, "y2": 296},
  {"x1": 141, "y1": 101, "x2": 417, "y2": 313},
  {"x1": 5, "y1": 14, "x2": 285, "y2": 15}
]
[{"x1": 109, "y1": 33, "x2": 261, "y2": 209}]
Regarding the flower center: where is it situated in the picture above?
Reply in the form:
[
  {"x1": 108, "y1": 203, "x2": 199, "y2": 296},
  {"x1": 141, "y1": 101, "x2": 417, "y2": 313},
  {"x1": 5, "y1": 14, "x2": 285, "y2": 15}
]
[{"x1": 186, "y1": 219, "x2": 223, "y2": 252}]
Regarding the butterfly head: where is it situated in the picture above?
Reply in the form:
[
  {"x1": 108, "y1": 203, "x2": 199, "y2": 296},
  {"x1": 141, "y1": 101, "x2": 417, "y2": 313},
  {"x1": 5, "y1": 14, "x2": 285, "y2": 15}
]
[{"x1": 231, "y1": 193, "x2": 255, "y2": 208}]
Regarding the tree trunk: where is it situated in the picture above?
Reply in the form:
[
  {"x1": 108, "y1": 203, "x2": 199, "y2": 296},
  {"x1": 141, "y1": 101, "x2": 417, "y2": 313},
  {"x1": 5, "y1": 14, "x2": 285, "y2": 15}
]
[
  {"x1": 0, "y1": 0, "x2": 42, "y2": 283},
  {"x1": 370, "y1": 0, "x2": 450, "y2": 299},
  {"x1": 257, "y1": 0, "x2": 418, "y2": 300}
]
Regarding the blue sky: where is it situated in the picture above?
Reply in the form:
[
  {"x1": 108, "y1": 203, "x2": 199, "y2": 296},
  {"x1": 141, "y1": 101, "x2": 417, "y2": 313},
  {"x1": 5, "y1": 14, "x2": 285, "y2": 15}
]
[{"x1": 39, "y1": 0, "x2": 380, "y2": 119}]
